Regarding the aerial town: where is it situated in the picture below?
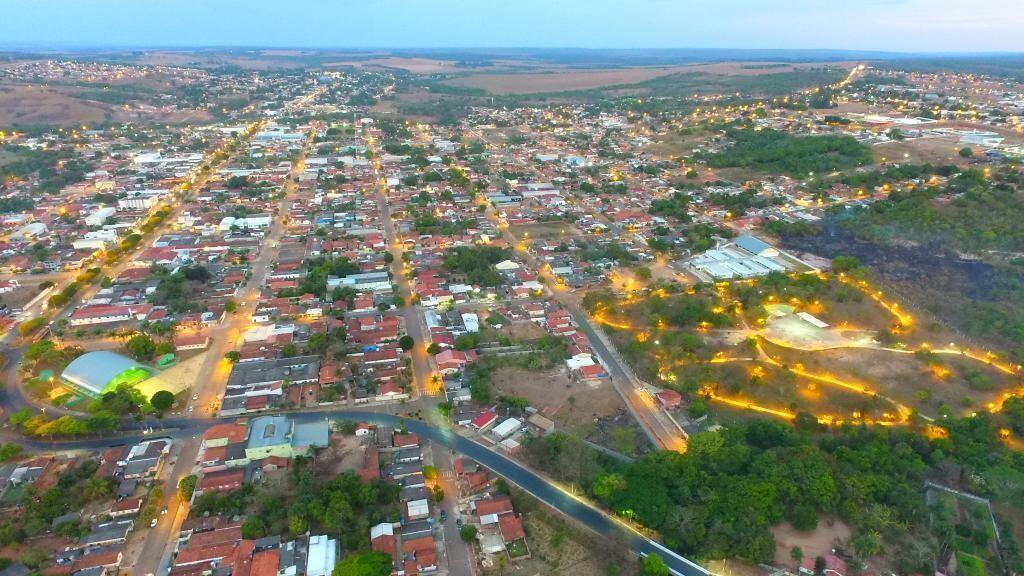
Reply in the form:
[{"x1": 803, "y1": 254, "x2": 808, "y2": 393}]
[{"x1": 1, "y1": 6, "x2": 1024, "y2": 576}]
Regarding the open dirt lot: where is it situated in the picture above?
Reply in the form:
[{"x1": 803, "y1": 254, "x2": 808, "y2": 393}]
[
  {"x1": 772, "y1": 518, "x2": 853, "y2": 569},
  {"x1": 489, "y1": 366, "x2": 626, "y2": 431},
  {"x1": 0, "y1": 83, "x2": 209, "y2": 126},
  {"x1": 509, "y1": 221, "x2": 582, "y2": 240},
  {"x1": 501, "y1": 320, "x2": 549, "y2": 340},
  {"x1": 873, "y1": 136, "x2": 970, "y2": 166},
  {"x1": 314, "y1": 433, "x2": 365, "y2": 477},
  {"x1": 0, "y1": 84, "x2": 111, "y2": 125}
]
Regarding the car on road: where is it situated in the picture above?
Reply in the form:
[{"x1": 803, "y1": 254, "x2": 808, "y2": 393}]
[
  {"x1": 161, "y1": 506, "x2": 168, "y2": 515},
  {"x1": 455, "y1": 518, "x2": 462, "y2": 528},
  {"x1": 187, "y1": 406, "x2": 194, "y2": 413},
  {"x1": 192, "y1": 393, "x2": 199, "y2": 401},
  {"x1": 150, "y1": 518, "x2": 158, "y2": 528},
  {"x1": 439, "y1": 510, "x2": 447, "y2": 522}
]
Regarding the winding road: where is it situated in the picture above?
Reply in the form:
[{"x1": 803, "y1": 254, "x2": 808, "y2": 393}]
[{"x1": 0, "y1": 408, "x2": 708, "y2": 576}]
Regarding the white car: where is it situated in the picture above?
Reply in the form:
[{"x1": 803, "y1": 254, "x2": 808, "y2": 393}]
[
  {"x1": 187, "y1": 406, "x2": 194, "y2": 413},
  {"x1": 192, "y1": 393, "x2": 199, "y2": 401},
  {"x1": 150, "y1": 518, "x2": 158, "y2": 528}
]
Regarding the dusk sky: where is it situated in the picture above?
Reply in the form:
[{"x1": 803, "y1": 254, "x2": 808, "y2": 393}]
[{"x1": 2, "y1": 0, "x2": 1022, "y2": 53}]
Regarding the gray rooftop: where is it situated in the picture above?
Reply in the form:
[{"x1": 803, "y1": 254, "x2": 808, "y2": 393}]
[{"x1": 247, "y1": 415, "x2": 292, "y2": 449}]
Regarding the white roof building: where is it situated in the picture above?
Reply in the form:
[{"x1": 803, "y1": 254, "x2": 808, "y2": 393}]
[
  {"x1": 491, "y1": 418, "x2": 522, "y2": 440},
  {"x1": 305, "y1": 535, "x2": 337, "y2": 576}
]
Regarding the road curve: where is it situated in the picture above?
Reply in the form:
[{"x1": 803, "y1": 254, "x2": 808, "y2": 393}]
[{"x1": 0, "y1": 408, "x2": 707, "y2": 576}]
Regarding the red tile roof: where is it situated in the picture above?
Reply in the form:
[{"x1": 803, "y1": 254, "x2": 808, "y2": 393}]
[
  {"x1": 250, "y1": 548, "x2": 280, "y2": 576},
  {"x1": 499, "y1": 515, "x2": 526, "y2": 542}
]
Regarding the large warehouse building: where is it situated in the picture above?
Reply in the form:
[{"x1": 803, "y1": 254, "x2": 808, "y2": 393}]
[{"x1": 61, "y1": 351, "x2": 153, "y2": 398}]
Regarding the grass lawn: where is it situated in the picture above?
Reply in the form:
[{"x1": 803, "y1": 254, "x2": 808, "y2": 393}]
[
  {"x1": 507, "y1": 538, "x2": 529, "y2": 558},
  {"x1": 957, "y1": 552, "x2": 987, "y2": 576}
]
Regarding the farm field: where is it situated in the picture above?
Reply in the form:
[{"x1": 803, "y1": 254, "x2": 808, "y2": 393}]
[{"x1": 443, "y1": 61, "x2": 856, "y2": 94}]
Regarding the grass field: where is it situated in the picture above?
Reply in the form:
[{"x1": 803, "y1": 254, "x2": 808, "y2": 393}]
[{"x1": 442, "y1": 61, "x2": 855, "y2": 94}]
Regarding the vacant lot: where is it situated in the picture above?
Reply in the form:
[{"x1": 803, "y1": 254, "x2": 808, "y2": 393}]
[
  {"x1": 314, "y1": 433, "x2": 365, "y2": 477},
  {"x1": 0, "y1": 84, "x2": 111, "y2": 125},
  {"x1": 504, "y1": 491, "x2": 636, "y2": 576},
  {"x1": 771, "y1": 518, "x2": 853, "y2": 569},
  {"x1": 489, "y1": 366, "x2": 625, "y2": 431},
  {"x1": 873, "y1": 136, "x2": 967, "y2": 166},
  {"x1": 509, "y1": 221, "x2": 582, "y2": 240}
]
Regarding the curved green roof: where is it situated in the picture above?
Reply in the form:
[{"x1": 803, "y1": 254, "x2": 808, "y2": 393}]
[{"x1": 61, "y1": 351, "x2": 151, "y2": 397}]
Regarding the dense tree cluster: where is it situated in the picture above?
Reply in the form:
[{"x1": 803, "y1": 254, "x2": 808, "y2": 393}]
[
  {"x1": 442, "y1": 245, "x2": 509, "y2": 287},
  {"x1": 222, "y1": 458, "x2": 399, "y2": 555},
  {"x1": 0, "y1": 460, "x2": 115, "y2": 546},
  {"x1": 699, "y1": 128, "x2": 873, "y2": 177}
]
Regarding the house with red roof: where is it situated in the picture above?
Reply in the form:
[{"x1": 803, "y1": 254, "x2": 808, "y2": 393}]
[{"x1": 470, "y1": 408, "x2": 499, "y2": 431}]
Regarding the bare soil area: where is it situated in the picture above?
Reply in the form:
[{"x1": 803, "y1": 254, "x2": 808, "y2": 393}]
[
  {"x1": 314, "y1": 433, "x2": 365, "y2": 477},
  {"x1": 771, "y1": 518, "x2": 852, "y2": 568},
  {"x1": 0, "y1": 84, "x2": 110, "y2": 125},
  {"x1": 509, "y1": 221, "x2": 582, "y2": 240},
  {"x1": 502, "y1": 320, "x2": 548, "y2": 340},
  {"x1": 489, "y1": 366, "x2": 626, "y2": 431}
]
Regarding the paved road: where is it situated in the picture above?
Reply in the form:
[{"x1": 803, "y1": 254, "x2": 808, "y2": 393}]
[
  {"x1": 0, "y1": 406, "x2": 706, "y2": 576},
  {"x1": 478, "y1": 200, "x2": 686, "y2": 451},
  {"x1": 133, "y1": 120, "x2": 321, "y2": 576},
  {"x1": 364, "y1": 128, "x2": 434, "y2": 398}
]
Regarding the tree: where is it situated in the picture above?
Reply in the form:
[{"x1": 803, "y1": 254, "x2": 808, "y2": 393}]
[
  {"x1": 641, "y1": 554, "x2": 670, "y2": 576},
  {"x1": 830, "y1": 255, "x2": 861, "y2": 273},
  {"x1": 398, "y1": 335, "x2": 415, "y2": 351},
  {"x1": 383, "y1": 252, "x2": 394, "y2": 264},
  {"x1": 0, "y1": 443, "x2": 24, "y2": 462},
  {"x1": 178, "y1": 474, "x2": 197, "y2": 501},
  {"x1": 332, "y1": 552, "x2": 392, "y2": 576},
  {"x1": 241, "y1": 516, "x2": 266, "y2": 539},
  {"x1": 225, "y1": 300, "x2": 238, "y2": 313},
  {"x1": 635, "y1": 267, "x2": 652, "y2": 282},
  {"x1": 150, "y1": 390, "x2": 174, "y2": 413},
  {"x1": 459, "y1": 524, "x2": 478, "y2": 542},
  {"x1": 611, "y1": 426, "x2": 637, "y2": 455},
  {"x1": 959, "y1": 146, "x2": 974, "y2": 158},
  {"x1": 125, "y1": 334, "x2": 156, "y2": 360},
  {"x1": 791, "y1": 546, "x2": 804, "y2": 566},
  {"x1": 224, "y1": 351, "x2": 241, "y2": 363},
  {"x1": 852, "y1": 531, "x2": 883, "y2": 559},
  {"x1": 307, "y1": 333, "x2": 329, "y2": 354}
]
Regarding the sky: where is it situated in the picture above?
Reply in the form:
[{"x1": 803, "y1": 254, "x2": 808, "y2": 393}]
[{"x1": 2, "y1": 0, "x2": 1022, "y2": 53}]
